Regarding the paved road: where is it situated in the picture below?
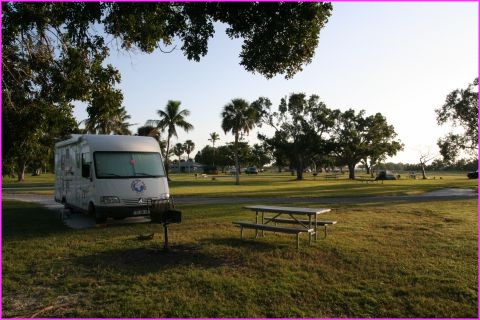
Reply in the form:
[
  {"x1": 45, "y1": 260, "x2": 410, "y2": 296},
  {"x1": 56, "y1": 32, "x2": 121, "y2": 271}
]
[
  {"x1": 3, "y1": 188, "x2": 477, "y2": 230},
  {"x1": 175, "y1": 189, "x2": 477, "y2": 205}
]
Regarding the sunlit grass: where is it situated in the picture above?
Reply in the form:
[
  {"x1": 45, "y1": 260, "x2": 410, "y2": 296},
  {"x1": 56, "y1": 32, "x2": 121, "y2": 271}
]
[
  {"x1": 2, "y1": 198, "x2": 477, "y2": 317},
  {"x1": 3, "y1": 172, "x2": 476, "y2": 199},
  {"x1": 168, "y1": 171, "x2": 477, "y2": 198}
]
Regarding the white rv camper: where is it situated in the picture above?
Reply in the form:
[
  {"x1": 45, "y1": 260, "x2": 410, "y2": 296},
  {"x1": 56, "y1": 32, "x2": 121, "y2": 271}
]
[{"x1": 54, "y1": 134, "x2": 171, "y2": 223}]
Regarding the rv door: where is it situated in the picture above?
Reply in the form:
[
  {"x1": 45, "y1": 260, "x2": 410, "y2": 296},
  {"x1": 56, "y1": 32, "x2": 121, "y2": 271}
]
[{"x1": 79, "y1": 152, "x2": 92, "y2": 209}]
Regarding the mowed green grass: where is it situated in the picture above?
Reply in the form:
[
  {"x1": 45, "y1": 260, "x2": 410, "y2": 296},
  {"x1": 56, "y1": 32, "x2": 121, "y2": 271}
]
[
  {"x1": 169, "y1": 171, "x2": 478, "y2": 198},
  {"x1": 2, "y1": 198, "x2": 477, "y2": 317},
  {"x1": 2, "y1": 171, "x2": 478, "y2": 198}
]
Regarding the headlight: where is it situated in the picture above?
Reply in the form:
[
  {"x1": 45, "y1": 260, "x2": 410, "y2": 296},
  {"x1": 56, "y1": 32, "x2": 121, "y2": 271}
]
[
  {"x1": 159, "y1": 193, "x2": 170, "y2": 200},
  {"x1": 100, "y1": 196, "x2": 120, "y2": 204}
]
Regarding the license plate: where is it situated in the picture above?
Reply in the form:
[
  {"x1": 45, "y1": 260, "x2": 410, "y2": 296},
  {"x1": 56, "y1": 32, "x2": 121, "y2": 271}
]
[{"x1": 133, "y1": 209, "x2": 149, "y2": 216}]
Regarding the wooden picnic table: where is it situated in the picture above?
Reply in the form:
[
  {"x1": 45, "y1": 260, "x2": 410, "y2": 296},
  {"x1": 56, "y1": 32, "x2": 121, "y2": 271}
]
[{"x1": 233, "y1": 205, "x2": 335, "y2": 248}]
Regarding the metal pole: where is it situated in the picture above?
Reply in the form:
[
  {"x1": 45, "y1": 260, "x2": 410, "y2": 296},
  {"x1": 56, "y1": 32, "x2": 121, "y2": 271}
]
[{"x1": 163, "y1": 223, "x2": 169, "y2": 250}]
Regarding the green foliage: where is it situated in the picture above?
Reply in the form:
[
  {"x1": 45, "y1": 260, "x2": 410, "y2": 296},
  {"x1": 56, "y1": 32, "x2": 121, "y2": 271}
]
[
  {"x1": 436, "y1": 78, "x2": 478, "y2": 163},
  {"x1": 332, "y1": 109, "x2": 403, "y2": 179},
  {"x1": 221, "y1": 98, "x2": 261, "y2": 184},
  {"x1": 173, "y1": 143, "x2": 185, "y2": 162},
  {"x1": 259, "y1": 93, "x2": 339, "y2": 180},
  {"x1": 136, "y1": 125, "x2": 166, "y2": 156},
  {"x1": 251, "y1": 144, "x2": 272, "y2": 169},
  {"x1": 195, "y1": 142, "x2": 263, "y2": 172},
  {"x1": 183, "y1": 140, "x2": 195, "y2": 161},
  {"x1": 152, "y1": 100, "x2": 193, "y2": 178},
  {"x1": 258, "y1": 94, "x2": 403, "y2": 180},
  {"x1": 2, "y1": 2, "x2": 332, "y2": 181}
]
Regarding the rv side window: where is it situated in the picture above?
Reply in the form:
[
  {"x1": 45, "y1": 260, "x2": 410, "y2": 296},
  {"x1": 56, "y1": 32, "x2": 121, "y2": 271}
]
[{"x1": 81, "y1": 153, "x2": 91, "y2": 178}]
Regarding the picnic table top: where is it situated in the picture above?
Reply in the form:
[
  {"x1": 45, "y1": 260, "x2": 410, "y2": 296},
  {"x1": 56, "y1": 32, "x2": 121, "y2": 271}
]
[{"x1": 244, "y1": 205, "x2": 331, "y2": 215}]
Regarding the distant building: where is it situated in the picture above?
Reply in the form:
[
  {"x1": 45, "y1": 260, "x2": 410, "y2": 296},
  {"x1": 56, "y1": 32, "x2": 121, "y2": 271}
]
[{"x1": 169, "y1": 160, "x2": 203, "y2": 173}]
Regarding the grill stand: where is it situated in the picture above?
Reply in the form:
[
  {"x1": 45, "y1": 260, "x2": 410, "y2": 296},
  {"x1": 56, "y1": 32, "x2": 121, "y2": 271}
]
[{"x1": 148, "y1": 198, "x2": 181, "y2": 252}]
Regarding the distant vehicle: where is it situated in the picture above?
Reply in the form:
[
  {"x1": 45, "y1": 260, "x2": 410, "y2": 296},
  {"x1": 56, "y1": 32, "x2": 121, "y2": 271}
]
[
  {"x1": 245, "y1": 167, "x2": 259, "y2": 174},
  {"x1": 54, "y1": 134, "x2": 173, "y2": 223},
  {"x1": 375, "y1": 170, "x2": 397, "y2": 180},
  {"x1": 229, "y1": 167, "x2": 240, "y2": 175},
  {"x1": 467, "y1": 171, "x2": 478, "y2": 179}
]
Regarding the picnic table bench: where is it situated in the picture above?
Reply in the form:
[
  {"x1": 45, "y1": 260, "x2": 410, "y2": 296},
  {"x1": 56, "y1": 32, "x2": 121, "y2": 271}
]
[
  {"x1": 232, "y1": 221, "x2": 313, "y2": 249},
  {"x1": 232, "y1": 205, "x2": 334, "y2": 248},
  {"x1": 264, "y1": 217, "x2": 337, "y2": 238}
]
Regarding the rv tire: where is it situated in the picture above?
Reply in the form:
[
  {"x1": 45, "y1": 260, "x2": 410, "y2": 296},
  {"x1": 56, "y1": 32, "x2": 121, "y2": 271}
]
[{"x1": 89, "y1": 202, "x2": 107, "y2": 224}]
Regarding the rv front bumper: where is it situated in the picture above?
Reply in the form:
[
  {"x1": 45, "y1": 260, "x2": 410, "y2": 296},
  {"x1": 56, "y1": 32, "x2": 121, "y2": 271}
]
[{"x1": 96, "y1": 200, "x2": 170, "y2": 219}]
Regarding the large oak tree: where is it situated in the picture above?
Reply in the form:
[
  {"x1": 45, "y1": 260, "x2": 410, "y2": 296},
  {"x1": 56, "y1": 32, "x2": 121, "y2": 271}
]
[
  {"x1": 2, "y1": 2, "x2": 333, "y2": 180},
  {"x1": 436, "y1": 78, "x2": 478, "y2": 164}
]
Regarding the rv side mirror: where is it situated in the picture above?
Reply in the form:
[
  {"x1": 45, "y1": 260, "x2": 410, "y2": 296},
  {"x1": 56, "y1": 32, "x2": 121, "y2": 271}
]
[{"x1": 81, "y1": 163, "x2": 90, "y2": 178}]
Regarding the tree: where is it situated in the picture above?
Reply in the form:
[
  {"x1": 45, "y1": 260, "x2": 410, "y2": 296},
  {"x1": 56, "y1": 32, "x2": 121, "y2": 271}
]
[
  {"x1": 153, "y1": 100, "x2": 194, "y2": 180},
  {"x1": 419, "y1": 153, "x2": 435, "y2": 180},
  {"x1": 195, "y1": 146, "x2": 215, "y2": 167},
  {"x1": 136, "y1": 125, "x2": 161, "y2": 141},
  {"x1": 436, "y1": 78, "x2": 478, "y2": 163},
  {"x1": 259, "y1": 94, "x2": 338, "y2": 180},
  {"x1": 3, "y1": 2, "x2": 332, "y2": 180},
  {"x1": 2, "y1": 102, "x2": 77, "y2": 181},
  {"x1": 221, "y1": 98, "x2": 260, "y2": 185},
  {"x1": 183, "y1": 140, "x2": 195, "y2": 161},
  {"x1": 208, "y1": 132, "x2": 220, "y2": 166},
  {"x1": 183, "y1": 140, "x2": 195, "y2": 173},
  {"x1": 332, "y1": 109, "x2": 402, "y2": 179},
  {"x1": 84, "y1": 104, "x2": 133, "y2": 135},
  {"x1": 361, "y1": 113, "x2": 404, "y2": 177},
  {"x1": 82, "y1": 58, "x2": 132, "y2": 135},
  {"x1": 136, "y1": 124, "x2": 167, "y2": 156},
  {"x1": 2, "y1": 2, "x2": 332, "y2": 181},
  {"x1": 251, "y1": 144, "x2": 272, "y2": 169},
  {"x1": 173, "y1": 143, "x2": 185, "y2": 165}
]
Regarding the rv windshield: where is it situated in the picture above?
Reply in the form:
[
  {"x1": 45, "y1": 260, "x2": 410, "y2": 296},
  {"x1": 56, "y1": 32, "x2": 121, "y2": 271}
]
[{"x1": 94, "y1": 152, "x2": 165, "y2": 179}]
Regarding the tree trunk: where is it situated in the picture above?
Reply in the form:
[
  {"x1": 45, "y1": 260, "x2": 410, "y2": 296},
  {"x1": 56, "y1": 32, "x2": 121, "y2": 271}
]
[
  {"x1": 234, "y1": 133, "x2": 240, "y2": 185},
  {"x1": 212, "y1": 148, "x2": 216, "y2": 166},
  {"x1": 16, "y1": 160, "x2": 26, "y2": 182},
  {"x1": 421, "y1": 164, "x2": 427, "y2": 179},
  {"x1": 296, "y1": 156, "x2": 304, "y2": 180},
  {"x1": 296, "y1": 170, "x2": 303, "y2": 180},
  {"x1": 348, "y1": 163, "x2": 356, "y2": 179}
]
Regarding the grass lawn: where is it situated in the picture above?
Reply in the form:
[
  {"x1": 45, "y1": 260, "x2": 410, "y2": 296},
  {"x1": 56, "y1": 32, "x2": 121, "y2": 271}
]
[
  {"x1": 2, "y1": 197, "x2": 477, "y2": 317},
  {"x1": 2, "y1": 171, "x2": 478, "y2": 198}
]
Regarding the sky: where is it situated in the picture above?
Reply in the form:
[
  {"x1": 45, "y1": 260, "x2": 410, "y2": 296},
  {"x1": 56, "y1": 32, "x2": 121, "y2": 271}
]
[{"x1": 74, "y1": 2, "x2": 479, "y2": 164}]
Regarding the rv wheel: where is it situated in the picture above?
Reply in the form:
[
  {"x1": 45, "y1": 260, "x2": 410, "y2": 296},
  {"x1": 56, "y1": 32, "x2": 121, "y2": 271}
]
[{"x1": 89, "y1": 203, "x2": 107, "y2": 224}]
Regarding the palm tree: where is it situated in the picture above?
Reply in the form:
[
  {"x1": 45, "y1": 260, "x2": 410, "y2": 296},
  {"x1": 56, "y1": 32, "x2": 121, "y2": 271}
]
[
  {"x1": 156, "y1": 100, "x2": 194, "y2": 179},
  {"x1": 208, "y1": 132, "x2": 220, "y2": 166},
  {"x1": 85, "y1": 104, "x2": 132, "y2": 135},
  {"x1": 221, "y1": 98, "x2": 260, "y2": 185},
  {"x1": 173, "y1": 143, "x2": 185, "y2": 172},
  {"x1": 183, "y1": 140, "x2": 195, "y2": 173},
  {"x1": 137, "y1": 124, "x2": 160, "y2": 140},
  {"x1": 112, "y1": 106, "x2": 133, "y2": 135},
  {"x1": 136, "y1": 124, "x2": 166, "y2": 153}
]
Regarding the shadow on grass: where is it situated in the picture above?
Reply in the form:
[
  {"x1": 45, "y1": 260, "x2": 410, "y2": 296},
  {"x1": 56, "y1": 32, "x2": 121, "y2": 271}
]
[
  {"x1": 75, "y1": 244, "x2": 226, "y2": 274},
  {"x1": 74, "y1": 237, "x2": 283, "y2": 275},
  {"x1": 2, "y1": 200, "x2": 68, "y2": 240},
  {"x1": 202, "y1": 236, "x2": 286, "y2": 252}
]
